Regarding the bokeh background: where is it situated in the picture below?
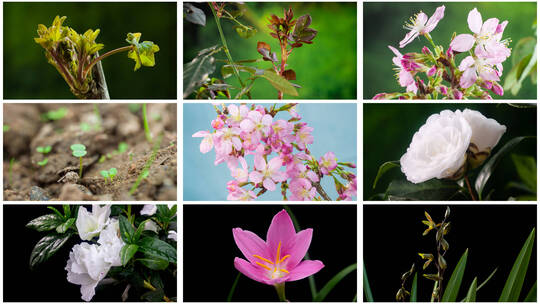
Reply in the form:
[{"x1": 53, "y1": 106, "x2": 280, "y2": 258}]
[
  {"x1": 364, "y1": 104, "x2": 537, "y2": 200},
  {"x1": 184, "y1": 205, "x2": 357, "y2": 301},
  {"x1": 363, "y1": 2, "x2": 537, "y2": 99},
  {"x1": 4, "y1": 2, "x2": 177, "y2": 99},
  {"x1": 184, "y1": 103, "x2": 357, "y2": 200},
  {"x1": 183, "y1": 2, "x2": 357, "y2": 99},
  {"x1": 364, "y1": 205, "x2": 536, "y2": 302}
]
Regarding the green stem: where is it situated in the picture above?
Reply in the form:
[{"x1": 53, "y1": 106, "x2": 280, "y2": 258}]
[
  {"x1": 274, "y1": 283, "x2": 287, "y2": 302},
  {"x1": 424, "y1": 33, "x2": 438, "y2": 52},
  {"x1": 142, "y1": 103, "x2": 152, "y2": 143},
  {"x1": 210, "y1": 3, "x2": 252, "y2": 99},
  {"x1": 83, "y1": 45, "x2": 133, "y2": 79},
  {"x1": 227, "y1": 272, "x2": 241, "y2": 301},
  {"x1": 78, "y1": 157, "x2": 83, "y2": 177}
]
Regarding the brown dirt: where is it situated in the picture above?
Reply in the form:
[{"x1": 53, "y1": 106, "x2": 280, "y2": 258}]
[{"x1": 3, "y1": 103, "x2": 177, "y2": 201}]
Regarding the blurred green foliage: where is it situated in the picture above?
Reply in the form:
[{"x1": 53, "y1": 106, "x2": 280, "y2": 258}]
[
  {"x1": 364, "y1": 2, "x2": 537, "y2": 99},
  {"x1": 364, "y1": 104, "x2": 537, "y2": 200},
  {"x1": 4, "y1": 2, "x2": 177, "y2": 99},
  {"x1": 183, "y1": 2, "x2": 357, "y2": 99}
]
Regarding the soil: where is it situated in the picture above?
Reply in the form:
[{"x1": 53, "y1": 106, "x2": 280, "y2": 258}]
[{"x1": 3, "y1": 103, "x2": 177, "y2": 201}]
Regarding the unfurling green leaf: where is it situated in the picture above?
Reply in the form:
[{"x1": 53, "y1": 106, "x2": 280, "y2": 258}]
[
  {"x1": 26, "y1": 214, "x2": 63, "y2": 232},
  {"x1": 234, "y1": 25, "x2": 257, "y2": 39},
  {"x1": 29, "y1": 233, "x2": 73, "y2": 268},
  {"x1": 183, "y1": 3, "x2": 206, "y2": 26},
  {"x1": 126, "y1": 32, "x2": 160, "y2": 71}
]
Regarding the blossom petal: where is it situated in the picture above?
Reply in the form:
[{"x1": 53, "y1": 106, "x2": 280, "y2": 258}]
[
  {"x1": 388, "y1": 45, "x2": 402, "y2": 58},
  {"x1": 286, "y1": 260, "x2": 325, "y2": 282},
  {"x1": 234, "y1": 257, "x2": 270, "y2": 285},
  {"x1": 200, "y1": 136, "x2": 213, "y2": 154},
  {"x1": 416, "y1": 12, "x2": 428, "y2": 26},
  {"x1": 467, "y1": 8, "x2": 482, "y2": 34},
  {"x1": 424, "y1": 5, "x2": 445, "y2": 32},
  {"x1": 263, "y1": 178, "x2": 276, "y2": 191},
  {"x1": 80, "y1": 282, "x2": 99, "y2": 302},
  {"x1": 284, "y1": 228, "x2": 313, "y2": 268},
  {"x1": 450, "y1": 34, "x2": 475, "y2": 52},
  {"x1": 254, "y1": 155, "x2": 266, "y2": 171},
  {"x1": 262, "y1": 114, "x2": 273, "y2": 126},
  {"x1": 267, "y1": 157, "x2": 283, "y2": 172},
  {"x1": 249, "y1": 171, "x2": 263, "y2": 184},
  {"x1": 192, "y1": 130, "x2": 210, "y2": 137},
  {"x1": 460, "y1": 66, "x2": 477, "y2": 88},
  {"x1": 458, "y1": 56, "x2": 475, "y2": 71},
  {"x1": 232, "y1": 228, "x2": 269, "y2": 264},
  {"x1": 247, "y1": 110, "x2": 262, "y2": 123},
  {"x1": 240, "y1": 119, "x2": 255, "y2": 132},
  {"x1": 481, "y1": 18, "x2": 499, "y2": 35},
  {"x1": 266, "y1": 209, "x2": 296, "y2": 259},
  {"x1": 399, "y1": 31, "x2": 419, "y2": 48}
]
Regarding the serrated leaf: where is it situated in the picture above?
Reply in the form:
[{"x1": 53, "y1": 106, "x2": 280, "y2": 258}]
[
  {"x1": 386, "y1": 178, "x2": 461, "y2": 201},
  {"x1": 511, "y1": 154, "x2": 537, "y2": 192},
  {"x1": 499, "y1": 228, "x2": 535, "y2": 302},
  {"x1": 29, "y1": 233, "x2": 73, "y2": 268},
  {"x1": 464, "y1": 277, "x2": 477, "y2": 302},
  {"x1": 373, "y1": 161, "x2": 400, "y2": 189},
  {"x1": 120, "y1": 244, "x2": 139, "y2": 266},
  {"x1": 119, "y1": 215, "x2": 135, "y2": 244},
  {"x1": 56, "y1": 217, "x2": 75, "y2": 233},
  {"x1": 184, "y1": 45, "x2": 222, "y2": 98},
  {"x1": 442, "y1": 249, "x2": 468, "y2": 302},
  {"x1": 183, "y1": 3, "x2": 206, "y2": 26},
  {"x1": 261, "y1": 70, "x2": 298, "y2": 96},
  {"x1": 138, "y1": 237, "x2": 177, "y2": 263},
  {"x1": 26, "y1": 214, "x2": 63, "y2": 232}
]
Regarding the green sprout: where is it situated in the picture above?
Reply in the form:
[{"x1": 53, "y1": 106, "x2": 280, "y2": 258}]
[
  {"x1": 100, "y1": 167, "x2": 118, "y2": 183},
  {"x1": 142, "y1": 103, "x2": 152, "y2": 143},
  {"x1": 37, "y1": 158, "x2": 49, "y2": 166},
  {"x1": 3, "y1": 125, "x2": 9, "y2": 132},
  {"x1": 80, "y1": 122, "x2": 91, "y2": 132},
  {"x1": 117, "y1": 142, "x2": 128, "y2": 154},
  {"x1": 42, "y1": 107, "x2": 68, "y2": 121},
  {"x1": 128, "y1": 103, "x2": 141, "y2": 113},
  {"x1": 36, "y1": 146, "x2": 52, "y2": 155},
  {"x1": 129, "y1": 152, "x2": 135, "y2": 162},
  {"x1": 70, "y1": 144, "x2": 87, "y2": 177}
]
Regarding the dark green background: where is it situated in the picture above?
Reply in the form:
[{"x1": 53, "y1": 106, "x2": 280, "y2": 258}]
[
  {"x1": 364, "y1": 104, "x2": 537, "y2": 200},
  {"x1": 364, "y1": 2, "x2": 537, "y2": 99},
  {"x1": 184, "y1": 2, "x2": 357, "y2": 99},
  {"x1": 4, "y1": 2, "x2": 177, "y2": 99}
]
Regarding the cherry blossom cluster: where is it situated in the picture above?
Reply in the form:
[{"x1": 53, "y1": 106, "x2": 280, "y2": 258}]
[
  {"x1": 193, "y1": 103, "x2": 357, "y2": 201},
  {"x1": 373, "y1": 6, "x2": 511, "y2": 100}
]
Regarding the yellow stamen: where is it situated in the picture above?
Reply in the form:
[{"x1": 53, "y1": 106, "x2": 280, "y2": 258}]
[
  {"x1": 280, "y1": 268, "x2": 289, "y2": 274},
  {"x1": 279, "y1": 254, "x2": 290, "y2": 263},
  {"x1": 253, "y1": 255, "x2": 274, "y2": 264},
  {"x1": 255, "y1": 262, "x2": 272, "y2": 271},
  {"x1": 275, "y1": 241, "x2": 282, "y2": 265}
]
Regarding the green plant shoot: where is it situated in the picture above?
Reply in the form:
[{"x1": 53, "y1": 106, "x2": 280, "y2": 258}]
[
  {"x1": 70, "y1": 144, "x2": 87, "y2": 177},
  {"x1": 36, "y1": 146, "x2": 52, "y2": 155},
  {"x1": 37, "y1": 158, "x2": 49, "y2": 166}
]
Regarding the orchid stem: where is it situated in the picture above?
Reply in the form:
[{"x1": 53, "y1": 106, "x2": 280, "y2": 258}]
[
  {"x1": 274, "y1": 283, "x2": 287, "y2": 302},
  {"x1": 464, "y1": 175, "x2": 477, "y2": 201}
]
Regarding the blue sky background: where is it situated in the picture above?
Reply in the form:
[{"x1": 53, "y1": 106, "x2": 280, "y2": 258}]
[{"x1": 183, "y1": 103, "x2": 357, "y2": 201}]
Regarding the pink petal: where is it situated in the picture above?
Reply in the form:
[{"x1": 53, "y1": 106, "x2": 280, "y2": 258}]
[
  {"x1": 266, "y1": 209, "x2": 296, "y2": 259},
  {"x1": 262, "y1": 114, "x2": 273, "y2": 126},
  {"x1": 416, "y1": 12, "x2": 428, "y2": 26},
  {"x1": 239, "y1": 157, "x2": 248, "y2": 170},
  {"x1": 450, "y1": 34, "x2": 475, "y2": 52},
  {"x1": 287, "y1": 260, "x2": 325, "y2": 282},
  {"x1": 424, "y1": 5, "x2": 445, "y2": 32},
  {"x1": 388, "y1": 45, "x2": 402, "y2": 58},
  {"x1": 467, "y1": 8, "x2": 482, "y2": 34},
  {"x1": 192, "y1": 130, "x2": 210, "y2": 137},
  {"x1": 272, "y1": 171, "x2": 288, "y2": 183},
  {"x1": 399, "y1": 31, "x2": 419, "y2": 48},
  {"x1": 398, "y1": 69, "x2": 414, "y2": 87},
  {"x1": 228, "y1": 104, "x2": 238, "y2": 116},
  {"x1": 481, "y1": 18, "x2": 499, "y2": 35},
  {"x1": 458, "y1": 56, "x2": 475, "y2": 71},
  {"x1": 254, "y1": 155, "x2": 266, "y2": 171},
  {"x1": 460, "y1": 67, "x2": 477, "y2": 88},
  {"x1": 249, "y1": 171, "x2": 263, "y2": 184},
  {"x1": 307, "y1": 170, "x2": 319, "y2": 182},
  {"x1": 200, "y1": 137, "x2": 213, "y2": 154},
  {"x1": 247, "y1": 110, "x2": 262, "y2": 123},
  {"x1": 283, "y1": 228, "x2": 313, "y2": 268},
  {"x1": 232, "y1": 137, "x2": 242, "y2": 150},
  {"x1": 240, "y1": 119, "x2": 255, "y2": 132},
  {"x1": 267, "y1": 157, "x2": 283, "y2": 172},
  {"x1": 263, "y1": 178, "x2": 276, "y2": 191},
  {"x1": 234, "y1": 257, "x2": 271, "y2": 285},
  {"x1": 233, "y1": 228, "x2": 270, "y2": 264},
  {"x1": 479, "y1": 66, "x2": 500, "y2": 82}
]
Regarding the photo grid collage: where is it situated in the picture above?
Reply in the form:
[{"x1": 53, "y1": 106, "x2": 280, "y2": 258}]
[{"x1": 0, "y1": 0, "x2": 538, "y2": 303}]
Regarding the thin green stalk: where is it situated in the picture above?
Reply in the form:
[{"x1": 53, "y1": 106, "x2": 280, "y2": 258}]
[
  {"x1": 78, "y1": 157, "x2": 83, "y2": 177},
  {"x1": 227, "y1": 272, "x2": 241, "y2": 301},
  {"x1": 83, "y1": 45, "x2": 133, "y2": 79},
  {"x1": 142, "y1": 103, "x2": 152, "y2": 143},
  {"x1": 209, "y1": 4, "x2": 252, "y2": 99},
  {"x1": 93, "y1": 104, "x2": 102, "y2": 130},
  {"x1": 274, "y1": 283, "x2": 287, "y2": 302}
]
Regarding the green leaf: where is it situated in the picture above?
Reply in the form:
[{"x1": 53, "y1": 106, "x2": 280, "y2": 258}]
[
  {"x1": 512, "y1": 37, "x2": 536, "y2": 66},
  {"x1": 72, "y1": 150, "x2": 87, "y2": 157},
  {"x1": 386, "y1": 178, "x2": 461, "y2": 201},
  {"x1": 120, "y1": 244, "x2": 139, "y2": 266},
  {"x1": 133, "y1": 219, "x2": 151, "y2": 242},
  {"x1": 29, "y1": 233, "x2": 73, "y2": 268},
  {"x1": 373, "y1": 161, "x2": 400, "y2": 189},
  {"x1": 183, "y1": 45, "x2": 222, "y2": 98},
  {"x1": 464, "y1": 277, "x2": 477, "y2": 302},
  {"x1": 138, "y1": 237, "x2": 177, "y2": 263},
  {"x1": 524, "y1": 281, "x2": 537, "y2": 302},
  {"x1": 475, "y1": 137, "x2": 530, "y2": 200},
  {"x1": 70, "y1": 144, "x2": 86, "y2": 151},
  {"x1": 227, "y1": 272, "x2": 241, "y2": 302},
  {"x1": 314, "y1": 263, "x2": 356, "y2": 302},
  {"x1": 363, "y1": 264, "x2": 374, "y2": 302},
  {"x1": 63, "y1": 205, "x2": 71, "y2": 218},
  {"x1": 183, "y1": 3, "x2": 206, "y2": 26},
  {"x1": 126, "y1": 32, "x2": 160, "y2": 71},
  {"x1": 442, "y1": 249, "x2": 468, "y2": 302},
  {"x1": 119, "y1": 215, "x2": 135, "y2": 244},
  {"x1": 26, "y1": 214, "x2": 63, "y2": 232},
  {"x1": 141, "y1": 287, "x2": 165, "y2": 301},
  {"x1": 56, "y1": 217, "x2": 75, "y2": 233},
  {"x1": 410, "y1": 272, "x2": 417, "y2": 302},
  {"x1": 499, "y1": 228, "x2": 536, "y2": 302},
  {"x1": 511, "y1": 154, "x2": 537, "y2": 192},
  {"x1": 261, "y1": 70, "x2": 298, "y2": 96},
  {"x1": 233, "y1": 25, "x2": 257, "y2": 39},
  {"x1": 138, "y1": 255, "x2": 169, "y2": 270},
  {"x1": 47, "y1": 206, "x2": 64, "y2": 218}
]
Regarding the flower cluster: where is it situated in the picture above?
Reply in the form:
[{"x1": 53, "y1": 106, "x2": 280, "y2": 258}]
[
  {"x1": 374, "y1": 6, "x2": 511, "y2": 100},
  {"x1": 400, "y1": 109, "x2": 506, "y2": 183},
  {"x1": 193, "y1": 104, "x2": 357, "y2": 201}
]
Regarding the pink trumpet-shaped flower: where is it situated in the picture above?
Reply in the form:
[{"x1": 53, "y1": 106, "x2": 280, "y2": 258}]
[
  {"x1": 233, "y1": 209, "x2": 324, "y2": 286},
  {"x1": 400, "y1": 5, "x2": 445, "y2": 48}
]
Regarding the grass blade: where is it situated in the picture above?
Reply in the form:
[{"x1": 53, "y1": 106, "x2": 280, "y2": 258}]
[
  {"x1": 464, "y1": 277, "x2": 477, "y2": 302},
  {"x1": 460, "y1": 268, "x2": 498, "y2": 302},
  {"x1": 363, "y1": 263, "x2": 374, "y2": 302},
  {"x1": 524, "y1": 281, "x2": 537, "y2": 302},
  {"x1": 314, "y1": 263, "x2": 357, "y2": 302},
  {"x1": 499, "y1": 228, "x2": 536, "y2": 302},
  {"x1": 226, "y1": 272, "x2": 241, "y2": 302},
  {"x1": 442, "y1": 249, "x2": 468, "y2": 302},
  {"x1": 410, "y1": 272, "x2": 418, "y2": 302}
]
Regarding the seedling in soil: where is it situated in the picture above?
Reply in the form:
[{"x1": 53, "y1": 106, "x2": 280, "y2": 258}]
[
  {"x1": 117, "y1": 142, "x2": 128, "y2": 154},
  {"x1": 37, "y1": 158, "x2": 49, "y2": 166},
  {"x1": 100, "y1": 168, "x2": 118, "y2": 183},
  {"x1": 128, "y1": 103, "x2": 141, "y2": 113},
  {"x1": 141, "y1": 169, "x2": 150, "y2": 179},
  {"x1": 142, "y1": 103, "x2": 152, "y2": 143},
  {"x1": 3, "y1": 125, "x2": 9, "y2": 132},
  {"x1": 80, "y1": 122, "x2": 91, "y2": 132},
  {"x1": 70, "y1": 144, "x2": 87, "y2": 177},
  {"x1": 42, "y1": 107, "x2": 68, "y2": 121},
  {"x1": 129, "y1": 153, "x2": 135, "y2": 162},
  {"x1": 36, "y1": 146, "x2": 52, "y2": 155},
  {"x1": 129, "y1": 133, "x2": 163, "y2": 195}
]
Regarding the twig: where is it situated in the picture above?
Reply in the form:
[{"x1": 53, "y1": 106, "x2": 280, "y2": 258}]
[{"x1": 312, "y1": 181, "x2": 332, "y2": 201}]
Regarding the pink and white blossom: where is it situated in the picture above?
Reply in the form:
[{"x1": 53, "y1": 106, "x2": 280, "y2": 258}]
[
  {"x1": 400, "y1": 5, "x2": 445, "y2": 48},
  {"x1": 249, "y1": 155, "x2": 287, "y2": 191}
]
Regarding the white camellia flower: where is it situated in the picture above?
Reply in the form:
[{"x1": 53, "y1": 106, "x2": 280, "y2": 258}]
[
  {"x1": 140, "y1": 204, "x2": 157, "y2": 216},
  {"x1": 66, "y1": 243, "x2": 111, "y2": 302},
  {"x1": 97, "y1": 219, "x2": 124, "y2": 267},
  {"x1": 76, "y1": 205, "x2": 111, "y2": 241},
  {"x1": 400, "y1": 109, "x2": 506, "y2": 184}
]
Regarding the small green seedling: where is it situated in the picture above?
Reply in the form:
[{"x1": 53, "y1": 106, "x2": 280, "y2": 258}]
[
  {"x1": 142, "y1": 103, "x2": 152, "y2": 143},
  {"x1": 37, "y1": 158, "x2": 49, "y2": 166},
  {"x1": 141, "y1": 169, "x2": 150, "y2": 179},
  {"x1": 80, "y1": 122, "x2": 91, "y2": 132},
  {"x1": 70, "y1": 144, "x2": 87, "y2": 177},
  {"x1": 129, "y1": 152, "x2": 134, "y2": 162},
  {"x1": 128, "y1": 103, "x2": 141, "y2": 113},
  {"x1": 100, "y1": 168, "x2": 118, "y2": 183},
  {"x1": 36, "y1": 146, "x2": 52, "y2": 155},
  {"x1": 43, "y1": 107, "x2": 68, "y2": 121},
  {"x1": 117, "y1": 142, "x2": 128, "y2": 154},
  {"x1": 3, "y1": 125, "x2": 9, "y2": 132}
]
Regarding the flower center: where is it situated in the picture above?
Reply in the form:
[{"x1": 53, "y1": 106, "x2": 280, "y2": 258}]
[{"x1": 253, "y1": 241, "x2": 290, "y2": 279}]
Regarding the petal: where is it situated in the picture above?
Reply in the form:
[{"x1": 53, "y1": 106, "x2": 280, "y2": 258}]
[
  {"x1": 450, "y1": 34, "x2": 475, "y2": 52},
  {"x1": 80, "y1": 281, "x2": 99, "y2": 302},
  {"x1": 267, "y1": 157, "x2": 283, "y2": 172},
  {"x1": 283, "y1": 228, "x2": 313, "y2": 268},
  {"x1": 240, "y1": 119, "x2": 255, "y2": 132},
  {"x1": 399, "y1": 31, "x2": 419, "y2": 48},
  {"x1": 481, "y1": 18, "x2": 499, "y2": 35},
  {"x1": 479, "y1": 66, "x2": 500, "y2": 82},
  {"x1": 272, "y1": 171, "x2": 288, "y2": 183},
  {"x1": 232, "y1": 228, "x2": 269, "y2": 263},
  {"x1": 200, "y1": 136, "x2": 213, "y2": 154},
  {"x1": 192, "y1": 130, "x2": 209, "y2": 137},
  {"x1": 254, "y1": 155, "x2": 266, "y2": 171},
  {"x1": 460, "y1": 67, "x2": 477, "y2": 88},
  {"x1": 287, "y1": 260, "x2": 325, "y2": 282},
  {"x1": 239, "y1": 156, "x2": 248, "y2": 170},
  {"x1": 234, "y1": 257, "x2": 271, "y2": 285},
  {"x1": 388, "y1": 45, "x2": 402, "y2": 58},
  {"x1": 266, "y1": 209, "x2": 296, "y2": 259},
  {"x1": 249, "y1": 171, "x2": 263, "y2": 184},
  {"x1": 416, "y1": 12, "x2": 428, "y2": 26},
  {"x1": 262, "y1": 114, "x2": 273, "y2": 126},
  {"x1": 458, "y1": 56, "x2": 475, "y2": 71},
  {"x1": 247, "y1": 110, "x2": 262, "y2": 123},
  {"x1": 467, "y1": 8, "x2": 482, "y2": 34},
  {"x1": 424, "y1": 5, "x2": 445, "y2": 32},
  {"x1": 227, "y1": 104, "x2": 238, "y2": 116},
  {"x1": 263, "y1": 178, "x2": 276, "y2": 191}
]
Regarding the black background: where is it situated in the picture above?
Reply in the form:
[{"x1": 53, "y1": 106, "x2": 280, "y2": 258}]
[
  {"x1": 183, "y1": 204, "x2": 357, "y2": 302},
  {"x1": 364, "y1": 204, "x2": 537, "y2": 302},
  {"x1": 3, "y1": 204, "x2": 176, "y2": 302}
]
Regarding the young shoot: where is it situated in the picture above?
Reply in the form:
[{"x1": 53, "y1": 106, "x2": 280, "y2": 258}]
[
  {"x1": 142, "y1": 103, "x2": 152, "y2": 143},
  {"x1": 36, "y1": 145, "x2": 52, "y2": 155},
  {"x1": 100, "y1": 168, "x2": 118, "y2": 183},
  {"x1": 42, "y1": 107, "x2": 68, "y2": 121},
  {"x1": 117, "y1": 142, "x2": 128, "y2": 154},
  {"x1": 37, "y1": 158, "x2": 49, "y2": 166},
  {"x1": 70, "y1": 144, "x2": 87, "y2": 177},
  {"x1": 80, "y1": 122, "x2": 91, "y2": 132}
]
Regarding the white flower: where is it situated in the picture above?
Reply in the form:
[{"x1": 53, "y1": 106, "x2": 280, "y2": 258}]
[
  {"x1": 65, "y1": 243, "x2": 111, "y2": 302},
  {"x1": 97, "y1": 219, "x2": 124, "y2": 267},
  {"x1": 144, "y1": 220, "x2": 160, "y2": 233},
  {"x1": 168, "y1": 230, "x2": 177, "y2": 241},
  {"x1": 400, "y1": 109, "x2": 506, "y2": 184},
  {"x1": 140, "y1": 204, "x2": 157, "y2": 216},
  {"x1": 76, "y1": 205, "x2": 111, "y2": 241}
]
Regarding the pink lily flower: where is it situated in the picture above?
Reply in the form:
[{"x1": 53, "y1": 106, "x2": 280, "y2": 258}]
[
  {"x1": 192, "y1": 130, "x2": 214, "y2": 154},
  {"x1": 232, "y1": 209, "x2": 324, "y2": 286},
  {"x1": 249, "y1": 155, "x2": 287, "y2": 191},
  {"x1": 400, "y1": 5, "x2": 445, "y2": 48}
]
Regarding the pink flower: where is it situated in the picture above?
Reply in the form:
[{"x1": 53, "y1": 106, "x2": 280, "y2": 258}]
[
  {"x1": 249, "y1": 155, "x2": 287, "y2": 191},
  {"x1": 400, "y1": 5, "x2": 445, "y2": 48},
  {"x1": 319, "y1": 152, "x2": 337, "y2": 175},
  {"x1": 227, "y1": 104, "x2": 249, "y2": 126},
  {"x1": 192, "y1": 131, "x2": 214, "y2": 154},
  {"x1": 228, "y1": 187, "x2": 257, "y2": 201},
  {"x1": 231, "y1": 157, "x2": 249, "y2": 182},
  {"x1": 388, "y1": 46, "x2": 418, "y2": 94},
  {"x1": 232, "y1": 209, "x2": 324, "y2": 286},
  {"x1": 491, "y1": 82, "x2": 504, "y2": 96},
  {"x1": 295, "y1": 125, "x2": 314, "y2": 150},
  {"x1": 426, "y1": 65, "x2": 437, "y2": 77},
  {"x1": 211, "y1": 117, "x2": 224, "y2": 130},
  {"x1": 240, "y1": 111, "x2": 273, "y2": 138},
  {"x1": 289, "y1": 178, "x2": 317, "y2": 201},
  {"x1": 215, "y1": 127, "x2": 242, "y2": 155},
  {"x1": 458, "y1": 46, "x2": 501, "y2": 88}
]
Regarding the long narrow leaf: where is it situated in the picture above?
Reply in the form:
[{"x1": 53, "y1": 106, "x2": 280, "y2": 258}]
[
  {"x1": 464, "y1": 277, "x2": 477, "y2": 302},
  {"x1": 499, "y1": 228, "x2": 536, "y2": 302},
  {"x1": 363, "y1": 264, "x2": 374, "y2": 302},
  {"x1": 524, "y1": 281, "x2": 537, "y2": 302},
  {"x1": 314, "y1": 263, "x2": 357, "y2": 302},
  {"x1": 442, "y1": 249, "x2": 468, "y2": 302},
  {"x1": 460, "y1": 268, "x2": 498, "y2": 302},
  {"x1": 373, "y1": 161, "x2": 400, "y2": 189},
  {"x1": 410, "y1": 272, "x2": 418, "y2": 302}
]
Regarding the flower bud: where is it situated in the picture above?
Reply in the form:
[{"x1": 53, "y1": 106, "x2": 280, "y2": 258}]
[
  {"x1": 422, "y1": 46, "x2": 432, "y2": 55},
  {"x1": 491, "y1": 82, "x2": 504, "y2": 96},
  {"x1": 427, "y1": 65, "x2": 437, "y2": 77}
]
